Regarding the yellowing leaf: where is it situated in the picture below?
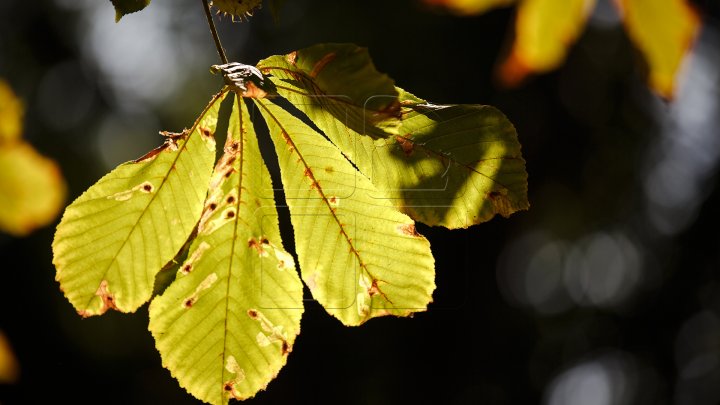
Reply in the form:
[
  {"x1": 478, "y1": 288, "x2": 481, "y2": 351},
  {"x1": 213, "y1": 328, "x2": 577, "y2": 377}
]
[
  {"x1": 499, "y1": 0, "x2": 596, "y2": 86},
  {"x1": 0, "y1": 141, "x2": 66, "y2": 236},
  {"x1": 0, "y1": 331, "x2": 19, "y2": 384},
  {"x1": 0, "y1": 79, "x2": 66, "y2": 237},
  {"x1": 616, "y1": 0, "x2": 700, "y2": 99},
  {"x1": 423, "y1": 0, "x2": 516, "y2": 15},
  {"x1": 53, "y1": 90, "x2": 227, "y2": 317},
  {"x1": 149, "y1": 97, "x2": 303, "y2": 405},
  {"x1": 0, "y1": 80, "x2": 22, "y2": 143},
  {"x1": 256, "y1": 98, "x2": 436, "y2": 326}
]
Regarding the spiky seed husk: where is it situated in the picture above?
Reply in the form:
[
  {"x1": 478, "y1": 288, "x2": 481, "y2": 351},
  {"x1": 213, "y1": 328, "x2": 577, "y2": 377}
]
[{"x1": 211, "y1": 0, "x2": 262, "y2": 22}]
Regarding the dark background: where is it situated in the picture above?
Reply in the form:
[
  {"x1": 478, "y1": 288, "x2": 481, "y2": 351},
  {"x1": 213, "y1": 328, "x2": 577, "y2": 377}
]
[{"x1": 1, "y1": 0, "x2": 720, "y2": 403}]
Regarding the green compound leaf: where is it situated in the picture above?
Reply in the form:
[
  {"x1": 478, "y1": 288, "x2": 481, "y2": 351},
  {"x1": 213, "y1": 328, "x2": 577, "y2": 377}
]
[
  {"x1": 255, "y1": 97, "x2": 435, "y2": 326},
  {"x1": 53, "y1": 90, "x2": 228, "y2": 317},
  {"x1": 150, "y1": 96, "x2": 303, "y2": 404},
  {"x1": 258, "y1": 44, "x2": 528, "y2": 229},
  {"x1": 110, "y1": 0, "x2": 152, "y2": 22}
]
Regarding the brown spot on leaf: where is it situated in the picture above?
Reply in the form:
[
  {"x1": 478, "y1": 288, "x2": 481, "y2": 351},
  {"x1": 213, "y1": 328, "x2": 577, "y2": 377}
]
[
  {"x1": 184, "y1": 298, "x2": 195, "y2": 308},
  {"x1": 226, "y1": 195, "x2": 236, "y2": 204},
  {"x1": 367, "y1": 277, "x2": 393, "y2": 303},
  {"x1": 370, "y1": 99, "x2": 402, "y2": 125},
  {"x1": 224, "y1": 383, "x2": 233, "y2": 392},
  {"x1": 280, "y1": 131, "x2": 294, "y2": 152},
  {"x1": 488, "y1": 189, "x2": 514, "y2": 218},
  {"x1": 182, "y1": 264, "x2": 192, "y2": 274},
  {"x1": 94, "y1": 280, "x2": 118, "y2": 315},
  {"x1": 199, "y1": 126, "x2": 213, "y2": 139},
  {"x1": 248, "y1": 237, "x2": 267, "y2": 256},
  {"x1": 224, "y1": 168, "x2": 234, "y2": 178},
  {"x1": 225, "y1": 210, "x2": 236, "y2": 219},
  {"x1": 229, "y1": 141, "x2": 239, "y2": 151},
  {"x1": 133, "y1": 144, "x2": 167, "y2": 163},
  {"x1": 247, "y1": 309, "x2": 259, "y2": 319},
  {"x1": 209, "y1": 203, "x2": 217, "y2": 211},
  {"x1": 282, "y1": 341, "x2": 290, "y2": 356},
  {"x1": 325, "y1": 166, "x2": 334, "y2": 173},
  {"x1": 310, "y1": 52, "x2": 337, "y2": 78},
  {"x1": 397, "y1": 223, "x2": 420, "y2": 237},
  {"x1": 241, "y1": 82, "x2": 267, "y2": 99},
  {"x1": 395, "y1": 135, "x2": 414, "y2": 156},
  {"x1": 142, "y1": 183, "x2": 153, "y2": 192},
  {"x1": 368, "y1": 281, "x2": 380, "y2": 297}
]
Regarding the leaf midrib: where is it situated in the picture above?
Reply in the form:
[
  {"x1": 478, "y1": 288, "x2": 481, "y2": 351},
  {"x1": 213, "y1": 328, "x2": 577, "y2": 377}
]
[
  {"x1": 255, "y1": 99, "x2": 381, "y2": 291},
  {"x1": 220, "y1": 94, "x2": 245, "y2": 402}
]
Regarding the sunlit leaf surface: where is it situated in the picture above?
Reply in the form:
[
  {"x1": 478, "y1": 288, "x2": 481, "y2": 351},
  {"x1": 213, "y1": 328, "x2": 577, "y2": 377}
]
[
  {"x1": 374, "y1": 91, "x2": 528, "y2": 228},
  {"x1": 150, "y1": 97, "x2": 302, "y2": 404},
  {"x1": 616, "y1": 0, "x2": 700, "y2": 99},
  {"x1": 53, "y1": 90, "x2": 227, "y2": 316},
  {"x1": 257, "y1": 98, "x2": 436, "y2": 326},
  {"x1": 260, "y1": 44, "x2": 528, "y2": 228},
  {"x1": 259, "y1": 43, "x2": 402, "y2": 139}
]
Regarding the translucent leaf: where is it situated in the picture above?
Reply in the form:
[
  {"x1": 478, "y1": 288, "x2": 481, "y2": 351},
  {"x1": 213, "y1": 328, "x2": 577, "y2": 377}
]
[
  {"x1": 150, "y1": 97, "x2": 302, "y2": 404},
  {"x1": 616, "y1": 0, "x2": 700, "y2": 99},
  {"x1": 422, "y1": 0, "x2": 517, "y2": 15},
  {"x1": 370, "y1": 94, "x2": 528, "y2": 228},
  {"x1": 498, "y1": 0, "x2": 596, "y2": 86},
  {"x1": 0, "y1": 141, "x2": 66, "y2": 236},
  {"x1": 110, "y1": 0, "x2": 152, "y2": 22},
  {"x1": 53, "y1": 90, "x2": 227, "y2": 317},
  {"x1": 0, "y1": 80, "x2": 22, "y2": 143},
  {"x1": 259, "y1": 45, "x2": 528, "y2": 228},
  {"x1": 259, "y1": 43, "x2": 401, "y2": 138},
  {"x1": 255, "y1": 98, "x2": 435, "y2": 326}
]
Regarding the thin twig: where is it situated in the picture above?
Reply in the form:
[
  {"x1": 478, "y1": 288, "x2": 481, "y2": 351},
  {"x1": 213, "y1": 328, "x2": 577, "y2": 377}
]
[{"x1": 202, "y1": 0, "x2": 228, "y2": 64}]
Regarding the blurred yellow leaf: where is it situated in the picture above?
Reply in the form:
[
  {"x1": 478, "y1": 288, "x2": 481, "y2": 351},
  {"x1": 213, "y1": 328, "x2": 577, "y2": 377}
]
[
  {"x1": 0, "y1": 141, "x2": 66, "y2": 236},
  {"x1": 499, "y1": 0, "x2": 596, "y2": 86},
  {"x1": 0, "y1": 80, "x2": 66, "y2": 236},
  {"x1": 616, "y1": 0, "x2": 700, "y2": 99},
  {"x1": 0, "y1": 330, "x2": 19, "y2": 384},
  {"x1": 0, "y1": 80, "x2": 23, "y2": 142},
  {"x1": 423, "y1": 0, "x2": 516, "y2": 15}
]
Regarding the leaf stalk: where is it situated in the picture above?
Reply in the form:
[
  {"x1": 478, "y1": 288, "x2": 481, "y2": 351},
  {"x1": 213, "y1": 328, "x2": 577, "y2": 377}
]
[{"x1": 202, "y1": 0, "x2": 229, "y2": 64}]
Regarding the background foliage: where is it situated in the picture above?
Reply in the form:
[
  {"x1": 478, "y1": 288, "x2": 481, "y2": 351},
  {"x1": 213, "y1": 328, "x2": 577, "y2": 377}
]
[{"x1": 1, "y1": 0, "x2": 720, "y2": 403}]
